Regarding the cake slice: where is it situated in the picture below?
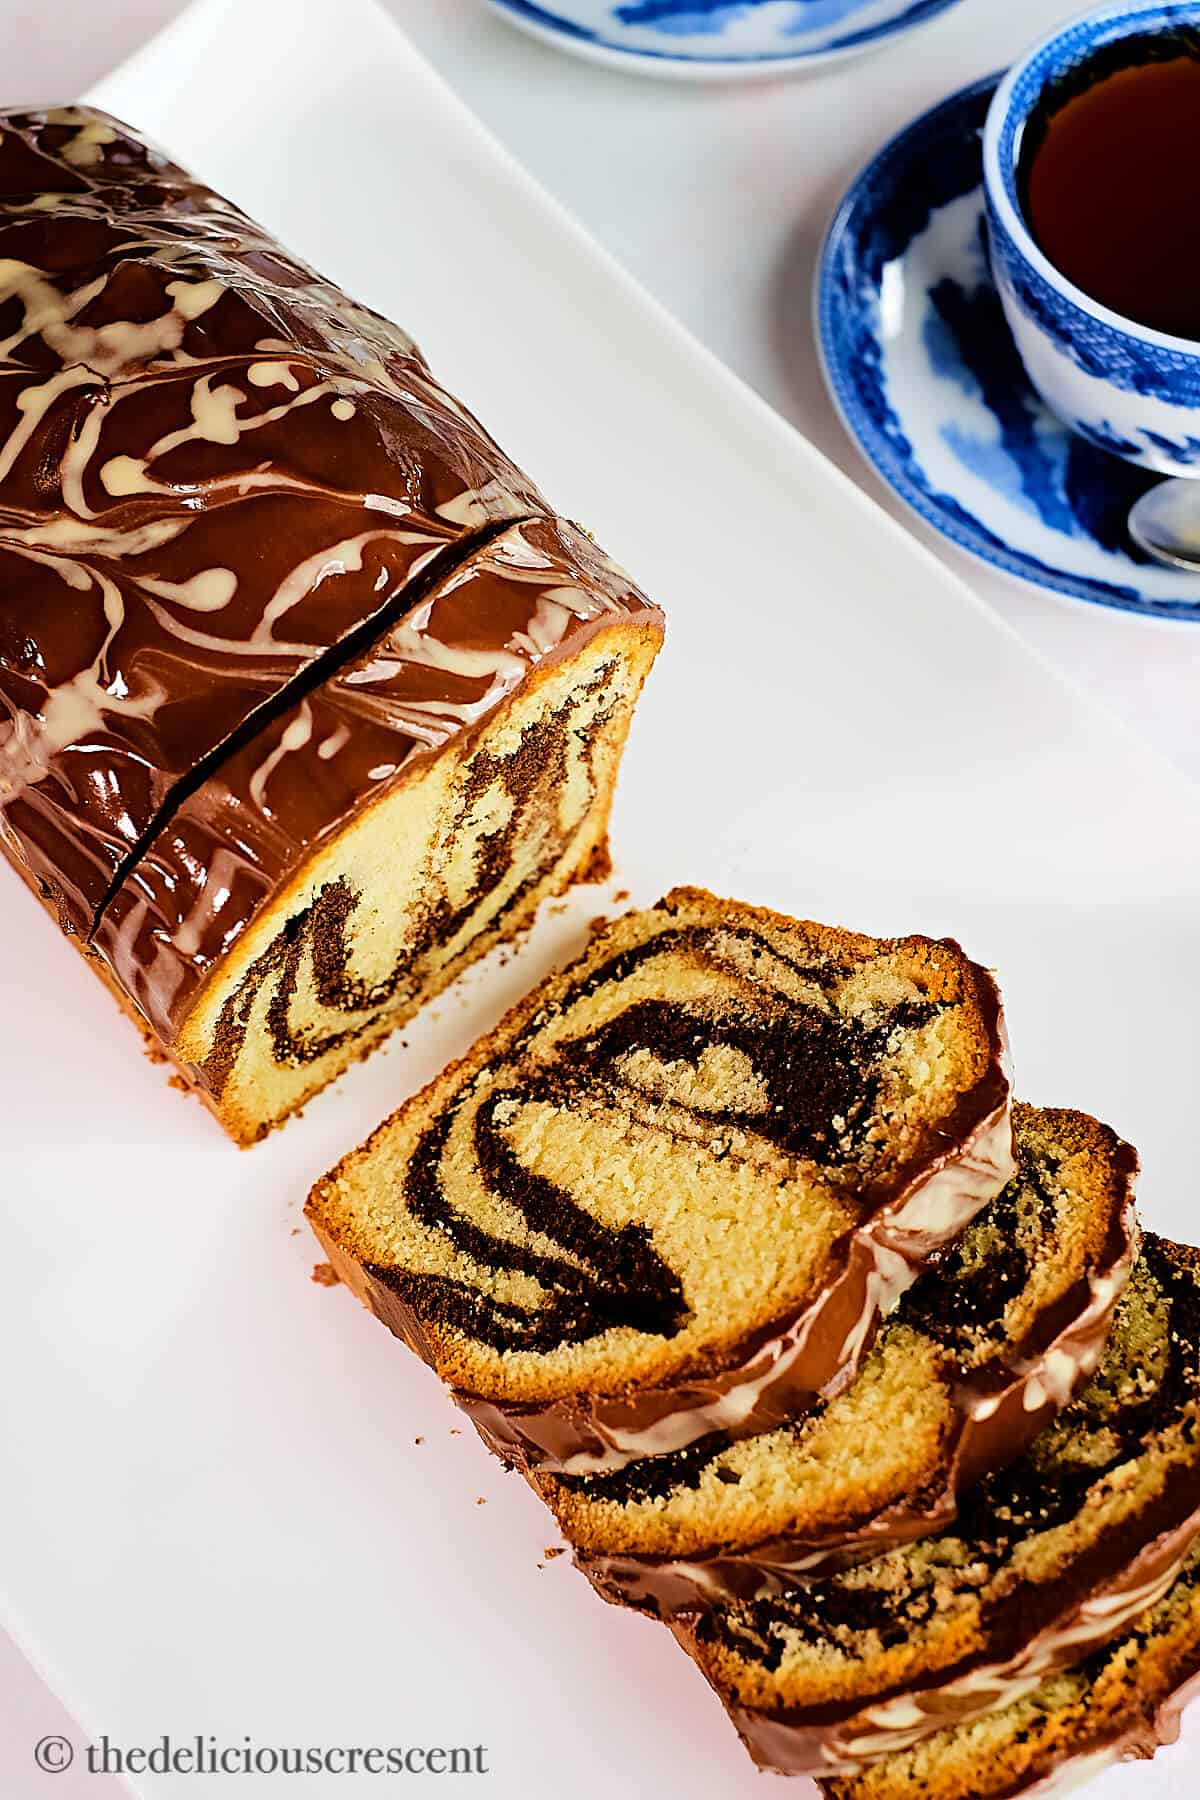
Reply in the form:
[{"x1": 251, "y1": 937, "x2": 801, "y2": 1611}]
[
  {"x1": 308, "y1": 890, "x2": 1012, "y2": 1472},
  {"x1": 821, "y1": 1542, "x2": 1200, "y2": 1800},
  {"x1": 0, "y1": 108, "x2": 662, "y2": 1143},
  {"x1": 551, "y1": 1105, "x2": 1139, "y2": 1614},
  {"x1": 680, "y1": 1235, "x2": 1200, "y2": 1778}
]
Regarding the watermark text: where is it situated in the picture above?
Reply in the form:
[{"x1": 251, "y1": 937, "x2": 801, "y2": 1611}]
[{"x1": 34, "y1": 1734, "x2": 490, "y2": 1778}]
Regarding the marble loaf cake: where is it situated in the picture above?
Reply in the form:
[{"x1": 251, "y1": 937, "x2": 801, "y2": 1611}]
[
  {"x1": 307, "y1": 890, "x2": 1012, "y2": 1474},
  {"x1": 0, "y1": 107, "x2": 663, "y2": 1143}
]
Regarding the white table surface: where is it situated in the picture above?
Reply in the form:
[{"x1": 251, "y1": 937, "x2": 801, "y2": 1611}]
[{"x1": 3, "y1": 0, "x2": 1198, "y2": 1783}]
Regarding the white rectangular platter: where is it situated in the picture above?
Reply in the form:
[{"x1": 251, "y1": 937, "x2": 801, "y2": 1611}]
[{"x1": 2, "y1": 1, "x2": 1198, "y2": 1793}]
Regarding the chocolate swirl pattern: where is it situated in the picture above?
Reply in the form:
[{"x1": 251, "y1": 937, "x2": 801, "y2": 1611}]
[
  {"x1": 0, "y1": 109, "x2": 664, "y2": 1140},
  {"x1": 683, "y1": 1236, "x2": 1200, "y2": 1782},
  {"x1": 308, "y1": 889, "x2": 1012, "y2": 1469}
]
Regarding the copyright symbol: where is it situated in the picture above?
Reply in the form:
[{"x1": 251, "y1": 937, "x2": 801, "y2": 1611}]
[{"x1": 34, "y1": 1736, "x2": 74, "y2": 1774}]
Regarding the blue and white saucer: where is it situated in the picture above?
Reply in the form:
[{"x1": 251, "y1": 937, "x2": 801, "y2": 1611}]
[
  {"x1": 487, "y1": 0, "x2": 966, "y2": 79},
  {"x1": 817, "y1": 75, "x2": 1200, "y2": 620}
]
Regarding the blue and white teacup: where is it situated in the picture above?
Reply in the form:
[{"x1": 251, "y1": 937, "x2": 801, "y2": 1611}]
[{"x1": 983, "y1": 2, "x2": 1200, "y2": 476}]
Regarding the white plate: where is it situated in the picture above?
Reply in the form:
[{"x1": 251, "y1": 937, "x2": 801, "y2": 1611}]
[
  {"x1": 485, "y1": 0, "x2": 966, "y2": 80},
  {"x1": 2, "y1": 1, "x2": 1199, "y2": 1795}
]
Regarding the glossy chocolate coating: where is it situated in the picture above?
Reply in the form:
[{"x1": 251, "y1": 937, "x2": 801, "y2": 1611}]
[{"x1": 0, "y1": 105, "x2": 543, "y2": 938}]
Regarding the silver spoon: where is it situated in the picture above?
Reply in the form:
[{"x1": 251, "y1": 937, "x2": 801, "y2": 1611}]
[{"x1": 1128, "y1": 477, "x2": 1200, "y2": 571}]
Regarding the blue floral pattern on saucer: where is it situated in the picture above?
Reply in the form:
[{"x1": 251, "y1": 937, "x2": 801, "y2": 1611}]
[
  {"x1": 816, "y1": 76, "x2": 1200, "y2": 619},
  {"x1": 488, "y1": 0, "x2": 965, "y2": 72}
]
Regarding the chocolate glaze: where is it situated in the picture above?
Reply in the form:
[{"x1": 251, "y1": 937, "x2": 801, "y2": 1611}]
[
  {"x1": 0, "y1": 107, "x2": 662, "y2": 1063},
  {"x1": 0, "y1": 107, "x2": 541, "y2": 928},
  {"x1": 579, "y1": 1127, "x2": 1140, "y2": 1616},
  {"x1": 680, "y1": 1237, "x2": 1200, "y2": 1779},
  {"x1": 314, "y1": 900, "x2": 1012, "y2": 1472}
]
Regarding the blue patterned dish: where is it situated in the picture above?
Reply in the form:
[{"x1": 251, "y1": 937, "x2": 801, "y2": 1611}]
[
  {"x1": 816, "y1": 75, "x2": 1200, "y2": 619},
  {"x1": 486, "y1": 0, "x2": 967, "y2": 77}
]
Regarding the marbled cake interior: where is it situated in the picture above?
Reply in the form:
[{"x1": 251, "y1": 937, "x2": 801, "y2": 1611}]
[{"x1": 177, "y1": 617, "x2": 658, "y2": 1142}]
